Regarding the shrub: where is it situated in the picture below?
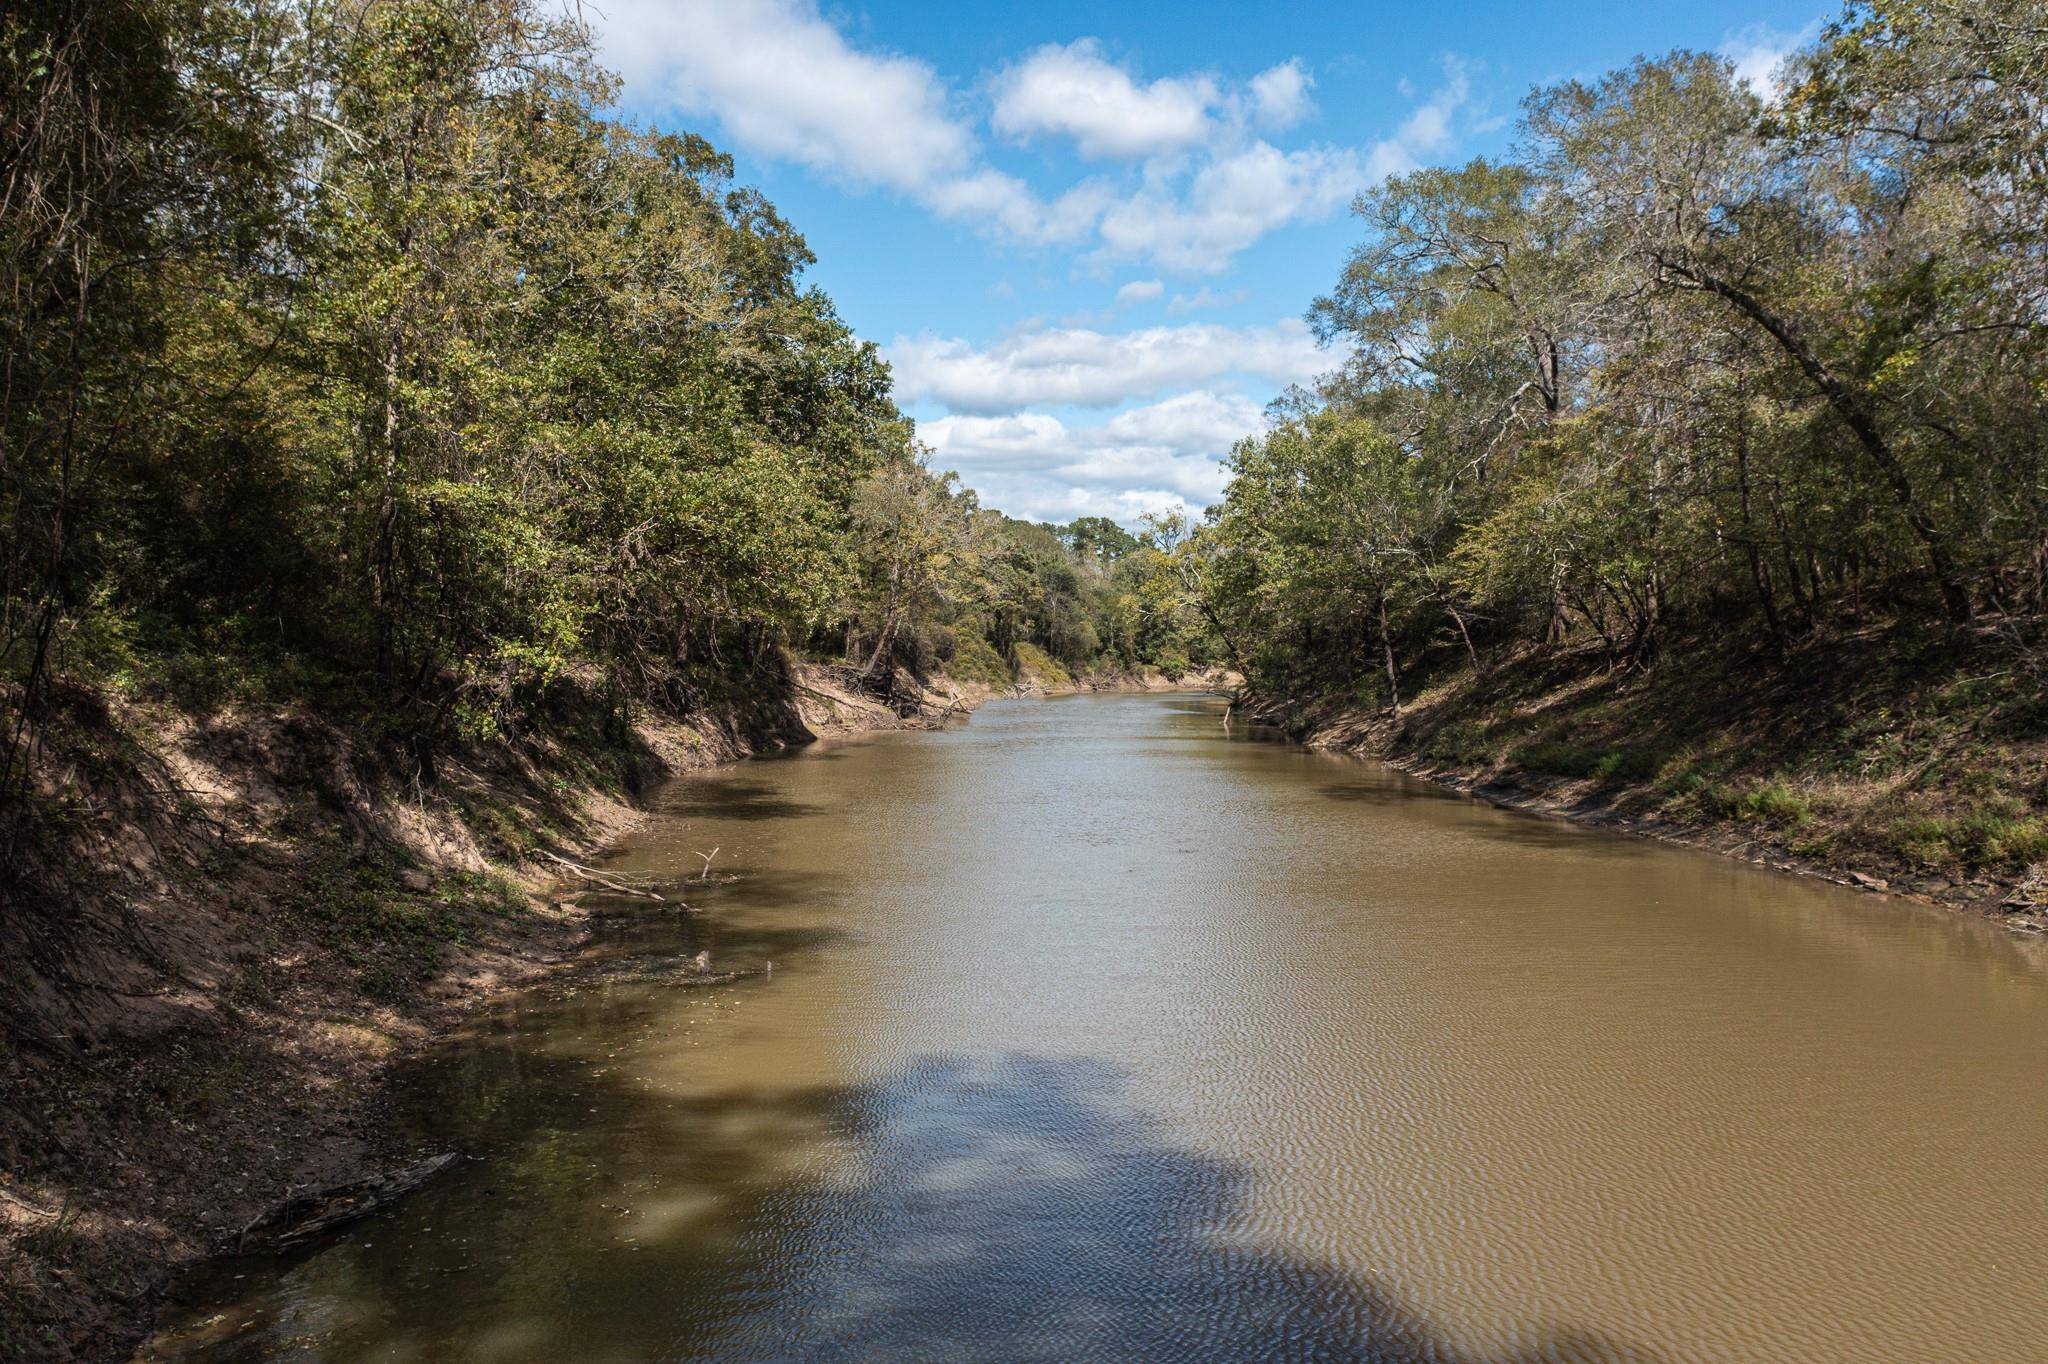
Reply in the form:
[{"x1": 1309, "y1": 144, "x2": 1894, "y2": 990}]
[
  {"x1": 1887, "y1": 811, "x2": 2048, "y2": 871},
  {"x1": 1689, "y1": 779, "x2": 1814, "y2": 828},
  {"x1": 945, "y1": 631, "x2": 1014, "y2": 687},
  {"x1": 1012, "y1": 642, "x2": 1073, "y2": 689},
  {"x1": 1513, "y1": 739, "x2": 1658, "y2": 782},
  {"x1": 1713, "y1": 781, "x2": 1815, "y2": 827},
  {"x1": 1423, "y1": 719, "x2": 1494, "y2": 766}
]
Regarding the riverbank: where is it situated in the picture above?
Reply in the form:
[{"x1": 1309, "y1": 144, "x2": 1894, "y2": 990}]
[
  {"x1": 1241, "y1": 629, "x2": 2048, "y2": 934},
  {"x1": 1, "y1": 658, "x2": 1212, "y2": 1362}
]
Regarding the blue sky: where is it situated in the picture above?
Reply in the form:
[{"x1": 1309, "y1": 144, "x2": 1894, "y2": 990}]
[{"x1": 588, "y1": 0, "x2": 1829, "y2": 524}]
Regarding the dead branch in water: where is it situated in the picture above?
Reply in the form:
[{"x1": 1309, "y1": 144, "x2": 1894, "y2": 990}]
[
  {"x1": 534, "y1": 849, "x2": 666, "y2": 902},
  {"x1": 673, "y1": 950, "x2": 774, "y2": 987}
]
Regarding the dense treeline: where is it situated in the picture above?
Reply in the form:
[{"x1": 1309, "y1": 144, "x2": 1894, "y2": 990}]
[
  {"x1": 0, "y1": 0, "x2": 1207, "y2": 1014},
  {"x1": 4, "y1": 0, "x2": 885, "y2": 755},
  {"x1": 0, "y1": 2, "x2": 1215, "y2": 728},
  {"x1": 843, "y1": 474, "x2": 1215, "y2": 689},
  {"x1": 1195, "y1": 1, "x2": 2048, "y2": 703}
]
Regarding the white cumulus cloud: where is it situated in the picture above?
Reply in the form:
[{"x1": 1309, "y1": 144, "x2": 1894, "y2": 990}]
[
  {"x1": 592, "y1": 0, "x2": 969, "y2": 193},
  {"x1": 591, "y1": 0, "x2": 1101, "y2": 247},
  {"x1": 1249, "y1": 60, "x2": 1314, "y2": 131},
  {"x1": 1168, "y1": 286, "x2": 1248, "y2": 314},
  {"x1": 1097, "y1": 390, "x2": 1267, "y2": 453},
  {"x1": 885, "y1": 319, "x2": 1327, "y2": 414},
  {"x1": 923, "y1": 170, "x2": 1111, "y2": 245},
  {"x1": 1363, "y1": 60, "x2": 1471, "y2": 181},
  {"x1": 590, "y1": 4, "x2": 1479, "y2": 275},
  {"x1": 1087, "y1": 63, "x2": 1471, "y2": 274},
  {"x1": 1720, "y1": 21, "x2": 1820, "y2": 96},
  {"x1": 992, "y1": 40, "x2": 1217, "y2": 160},
  {"x1": 1097, "y1": 141, "x2": 1363, "y2": 275},
  {"x1": 918, "y1": 391, "x2": 1268, "y2": 524}
]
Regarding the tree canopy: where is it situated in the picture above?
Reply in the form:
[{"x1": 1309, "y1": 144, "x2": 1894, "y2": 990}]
[{"x1": 1196, "y1": 4, "x2": 2048, "y2": 702}]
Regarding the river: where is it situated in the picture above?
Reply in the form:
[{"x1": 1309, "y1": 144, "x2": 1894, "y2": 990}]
[{"x1": 144, "y1": 693, "x2": 2048, "y2": 1362}]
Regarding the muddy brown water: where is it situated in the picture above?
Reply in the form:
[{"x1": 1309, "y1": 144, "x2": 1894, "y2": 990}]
[{"x1": 144, "y1": 693, "x2": 2048, "y2": 1362}]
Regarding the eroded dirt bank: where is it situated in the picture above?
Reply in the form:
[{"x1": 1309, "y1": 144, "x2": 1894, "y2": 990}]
[{"x1": 0, "y1": 663, "x2": 981, "y2": 1362}]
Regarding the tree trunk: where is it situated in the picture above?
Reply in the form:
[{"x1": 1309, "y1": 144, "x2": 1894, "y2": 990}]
[
  {"x1": 373, "y1": 334, "x2": 402, "y2": 672},
  {"x1": 861, "y1": 613, "x2": 897, "y2": 682},
  {"x1": 1445, "y1": 599, "x2": 1480, "y2": 671},
  {"x1": 1662, "y1": 258, "x2": 1971, "y2": 621},
  {"x1": 1376, "y1": 587, "x2": 1401, "y2": 710},
  {"x1": 1732, "y1": 400, "x2": 1786, "y2": 648},
  {"x1": 1547, "y1": 560, "x2": 1569, "y2": 646},
  {"x1": 1764, "y1": 487, "x2": 1816, "y2": 629}
]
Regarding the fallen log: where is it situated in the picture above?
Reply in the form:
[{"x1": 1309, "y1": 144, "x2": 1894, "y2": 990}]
[{"x1": 237, "y1": 1151, "x2": 459, "y2": 1252}]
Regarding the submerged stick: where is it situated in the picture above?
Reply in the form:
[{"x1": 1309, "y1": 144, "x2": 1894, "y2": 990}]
[{"x1": 672, "y1": 950, "x2": 774, "y2": 988}]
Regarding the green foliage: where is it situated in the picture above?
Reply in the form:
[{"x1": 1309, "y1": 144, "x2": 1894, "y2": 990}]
[
  {"x1": 0, "y1": 0, "x2": 941, "y2": 783},
  {"x1": 1514, "y1": 740, "x2": 1662, "y2": 784},
  {"x1": 1887, "y1": 810, "x2": 2048, "y2": 873},
  {"x1": 10, "y1": 0, "x2": 1233, "y2": 775},
  {"x1": 0, "y1": 0, "x2": 1161, "y2": 1032},
  {"x1": 1198, "y1": 20, "x2": 2048, "y2": 713},
  {"x1": 1150, "y1": 647, "x2": 1194, "y2": 681},
  {"x1": 946, "y1": 632, "x2": 1015, "y2": 688},
  {"x1": 1706, "y1": 782, "x2": 1817, "y2": 828},
  {"x1": 828, "y1": 464, "x2": 1216, "y2": 685},
  {"x1": 1011, "y1": 643, "x2": 1073, "y2": 690}
]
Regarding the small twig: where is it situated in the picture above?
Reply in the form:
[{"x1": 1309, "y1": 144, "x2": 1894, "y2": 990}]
[{"x1": 695, "y1": 847, "x2": 719, "y2": 880}]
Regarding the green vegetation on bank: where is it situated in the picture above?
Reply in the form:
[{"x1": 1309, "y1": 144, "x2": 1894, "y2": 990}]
[
  {"x1": 1365, "y1": 625, "x2": 2048, "y2": 893},
  {"x1": 1177, "y1": 2, "x2": 2047, "y2": 897}
]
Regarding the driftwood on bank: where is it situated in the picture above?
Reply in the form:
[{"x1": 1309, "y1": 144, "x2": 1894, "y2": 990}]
[
  {"x1": 237, "y1": 1152, "x2": 459, "y2": 1252},
  {"x1": 811, "y1": 662, "x2": 952, "y2": 719},
  {"x1": 791, "y1": 679, "x2": 897, "y2": 714}
]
